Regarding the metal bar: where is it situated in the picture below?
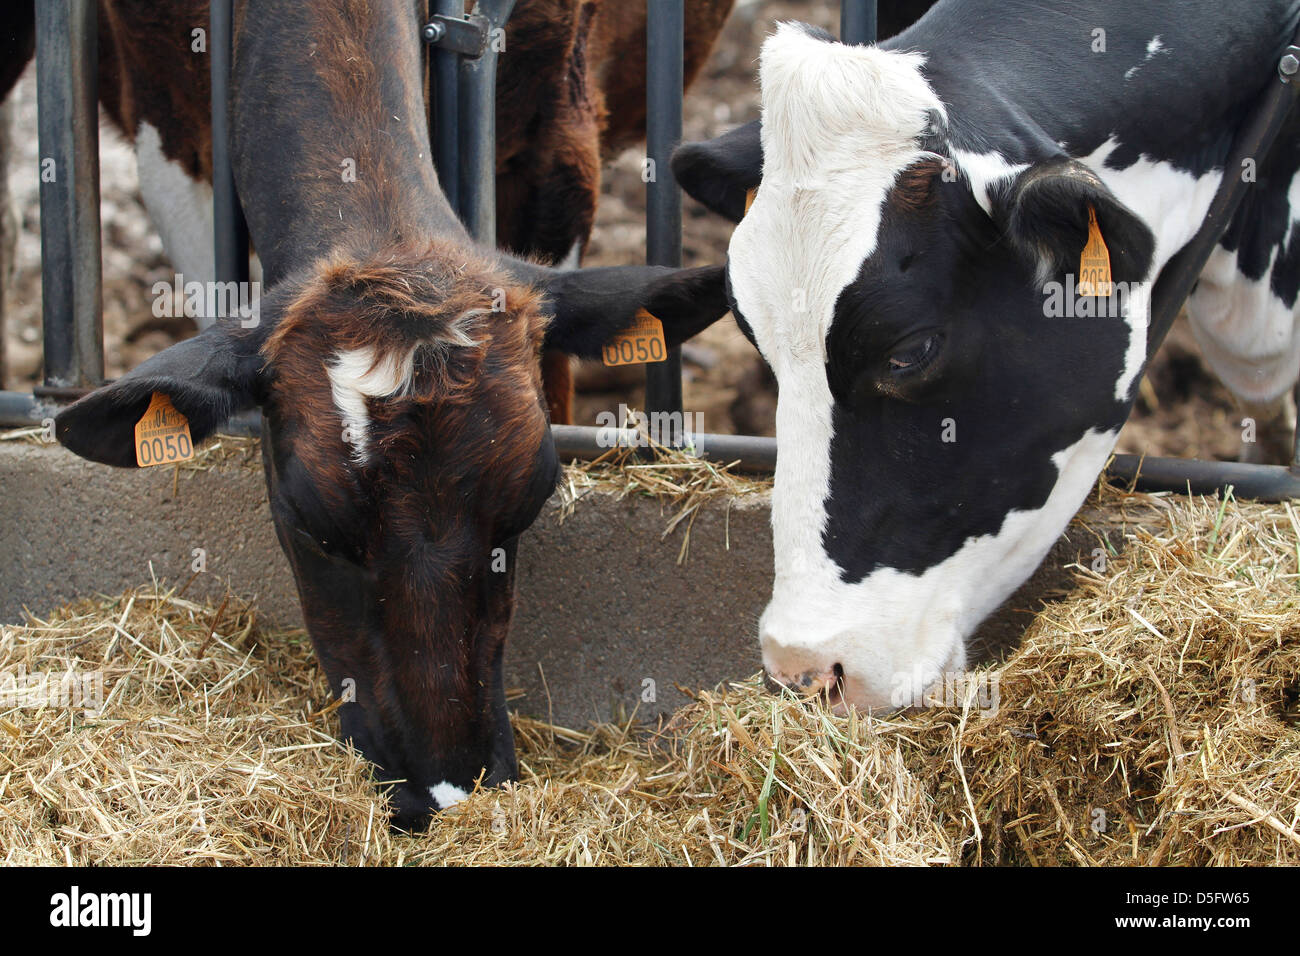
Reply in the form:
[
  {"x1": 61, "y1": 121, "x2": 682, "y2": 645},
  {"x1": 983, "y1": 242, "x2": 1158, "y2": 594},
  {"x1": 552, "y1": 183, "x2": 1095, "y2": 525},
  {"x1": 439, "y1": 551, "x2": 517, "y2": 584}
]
[
  {"x1": 211, "y1": 0, "x2": 249, "y2": 287},
  {"x1": 458, "y1": 0, "x2": 515, "y2": 244},
  {"x1": 429, "y1": 0, "x2": 464, "y2": 213},
  {"x1": 0, "y1": 390, "x2": 57, "y2": 428},
  {"x1": 34, "y1": 0, "x2": 102, "y2": 388},
  {"x1": 644, "y1": 0, "x2": 685, "y2": 423},
  {"x1": 551, "y1": 425, "x2": 776, "y2": 473},
  {"x1": 1106, "y1": 453, "x2": 1300, "y2": 502},
  {"x1": 840, "y1": 0, "x2": 878, "y2": 45}
]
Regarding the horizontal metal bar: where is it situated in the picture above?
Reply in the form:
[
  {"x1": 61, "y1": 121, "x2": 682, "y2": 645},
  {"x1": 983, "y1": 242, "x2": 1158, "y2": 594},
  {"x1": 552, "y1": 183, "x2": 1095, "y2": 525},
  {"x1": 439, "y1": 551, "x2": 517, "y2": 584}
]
[
  {"x1": 551, "y1": 425, "x2": 776, "y2": 473},
  {"x1": 0, "y1": 390, "x2": 59, "y2": 428},
  {"x1": 1106, "y1": 453, "x2": 1300, "y2": 502},
  {"x1": 10, "y1": 393, "x2": 1300, "y2": 500}
]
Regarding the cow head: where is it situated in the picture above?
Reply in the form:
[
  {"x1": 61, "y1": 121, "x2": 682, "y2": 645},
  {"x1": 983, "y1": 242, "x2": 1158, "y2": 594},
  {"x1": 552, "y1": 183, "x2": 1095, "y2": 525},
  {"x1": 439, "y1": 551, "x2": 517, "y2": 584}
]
[
  {"x1": 675, "y1": 24, "x2": 1155, "y2": 712},
  {"x1": 55, "y1": 245, "x2": 727, "y2": 828}
]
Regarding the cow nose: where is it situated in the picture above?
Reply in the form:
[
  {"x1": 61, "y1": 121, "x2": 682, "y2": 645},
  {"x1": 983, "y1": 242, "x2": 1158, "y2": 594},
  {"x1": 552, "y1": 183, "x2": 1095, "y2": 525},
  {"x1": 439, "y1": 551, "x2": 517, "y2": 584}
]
[{"x1": 765, "y1": 663, "x2": 843, "y2": 697}]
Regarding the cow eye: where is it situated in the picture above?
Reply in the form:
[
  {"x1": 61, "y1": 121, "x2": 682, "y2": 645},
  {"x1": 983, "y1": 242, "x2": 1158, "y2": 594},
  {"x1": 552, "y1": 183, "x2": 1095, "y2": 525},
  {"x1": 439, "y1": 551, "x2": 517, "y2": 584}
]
[{"x1": 887, "y1": 333, "x2": 941, "y2": 375}]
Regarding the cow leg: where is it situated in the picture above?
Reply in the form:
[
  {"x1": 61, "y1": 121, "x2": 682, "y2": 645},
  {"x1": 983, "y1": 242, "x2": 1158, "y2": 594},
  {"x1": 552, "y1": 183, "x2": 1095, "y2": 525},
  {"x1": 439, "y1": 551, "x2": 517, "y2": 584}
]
[
  {"x1": 1235, "y1": 392, "x2": 1295, "y2": 464},
  {"x1": 134, "y1": 121, "x2": 216, "y2": 317},
  {"x1": 1186, "y1": 243, "x2": 1300, "y2": 465}
]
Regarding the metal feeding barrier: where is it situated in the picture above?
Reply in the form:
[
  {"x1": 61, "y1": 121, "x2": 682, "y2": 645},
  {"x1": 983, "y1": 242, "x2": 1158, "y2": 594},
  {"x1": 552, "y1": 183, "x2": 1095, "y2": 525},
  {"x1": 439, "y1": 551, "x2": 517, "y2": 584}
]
[{"x1": 5, "y1": 1, "x2": 1300, "y2": 497}]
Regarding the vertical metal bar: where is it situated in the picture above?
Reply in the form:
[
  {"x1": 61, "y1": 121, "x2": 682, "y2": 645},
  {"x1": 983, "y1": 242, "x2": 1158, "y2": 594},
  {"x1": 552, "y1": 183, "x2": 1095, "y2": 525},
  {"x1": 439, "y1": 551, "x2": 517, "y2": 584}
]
[
  {"x1": 841, "y1": 0, "x2": 878, "y2": 45},
  {"x1": 35, "y1": 0, "x2": 102, "y2": 388},
  {"x1": 431, "y1": 0, "x2": 463, "y2": 213},
  {"x1": 458, "y1": 0, "x2": 515, "y2": 245},
  {"x1": 211, "y1": 0, "x2": 249, "y2": 286},
  {"x1": 645, "y1": 0, "x2": 684, "y2": 421}
]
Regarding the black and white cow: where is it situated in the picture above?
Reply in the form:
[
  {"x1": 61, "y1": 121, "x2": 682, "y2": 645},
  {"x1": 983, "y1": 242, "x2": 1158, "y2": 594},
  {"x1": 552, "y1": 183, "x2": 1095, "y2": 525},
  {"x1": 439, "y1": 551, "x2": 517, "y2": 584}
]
[{"x1": 672, "y1": 0, "x2": 1300, "y2": 711}]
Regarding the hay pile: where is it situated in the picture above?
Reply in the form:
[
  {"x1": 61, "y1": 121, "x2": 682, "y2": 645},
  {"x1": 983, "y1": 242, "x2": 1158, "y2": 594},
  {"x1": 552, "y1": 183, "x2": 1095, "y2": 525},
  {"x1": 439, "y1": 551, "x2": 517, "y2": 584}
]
[{"x1": 2, "y1": 485, "x2": 1298, "y2": 865}]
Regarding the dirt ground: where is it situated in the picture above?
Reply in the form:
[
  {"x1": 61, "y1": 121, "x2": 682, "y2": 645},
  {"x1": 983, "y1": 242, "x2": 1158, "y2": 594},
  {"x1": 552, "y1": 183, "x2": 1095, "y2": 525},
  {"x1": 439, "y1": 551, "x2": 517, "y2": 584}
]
[{"x1": 0, "y1": 0, "x2": 1251, "y2": 461}]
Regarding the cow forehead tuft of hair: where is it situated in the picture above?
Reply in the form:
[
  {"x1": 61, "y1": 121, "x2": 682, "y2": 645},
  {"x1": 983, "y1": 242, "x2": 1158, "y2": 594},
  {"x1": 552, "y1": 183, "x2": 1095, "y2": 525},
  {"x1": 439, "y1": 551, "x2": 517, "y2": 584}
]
[
  {"x1": 758, "y1": 21, "x2": 946, "y2": 183},
  {"x1": 266, "y1": 242, "x2": 548, "y2": 370}
]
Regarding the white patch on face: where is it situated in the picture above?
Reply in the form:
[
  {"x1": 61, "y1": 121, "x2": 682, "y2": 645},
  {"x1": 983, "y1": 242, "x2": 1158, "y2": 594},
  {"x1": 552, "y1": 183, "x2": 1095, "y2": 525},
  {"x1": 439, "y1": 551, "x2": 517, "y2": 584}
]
[
  {"x1": 759, "y1": 428, "x2": 1120, "y2": 711},
  {"x1": 731, "y1": 23, "x2": 945, "y2": 369},
  {"x1": 728, "y1": 28, "x2": 947, "y2": 663},
  {"x1": 326, "y1": 314, "x2": 482, "y2": 463},
  {"x1": 429, "y1": 781, "x2": 469, "y2": 810},
  {"x1": 328, "y1": 346, "x2": 404, "y2": 463},
  {"x1": 135, "y1": 121, "x2": 216, "y2": 306},
  {"x1": 947, "y1": 147, "x2": 1028, "y2": 215}
]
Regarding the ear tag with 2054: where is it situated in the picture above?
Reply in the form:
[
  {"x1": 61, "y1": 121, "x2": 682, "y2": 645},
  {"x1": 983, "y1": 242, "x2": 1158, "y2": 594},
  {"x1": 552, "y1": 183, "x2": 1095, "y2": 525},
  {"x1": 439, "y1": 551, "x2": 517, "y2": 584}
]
[{"x1": 1077, "y1": 205, "x2": 1113, "y2": 298}]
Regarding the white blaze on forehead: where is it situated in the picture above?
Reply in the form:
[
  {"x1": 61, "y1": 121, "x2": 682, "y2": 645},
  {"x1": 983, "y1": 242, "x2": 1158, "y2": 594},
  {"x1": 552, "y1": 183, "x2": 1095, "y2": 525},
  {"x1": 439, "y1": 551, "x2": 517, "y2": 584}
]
[
  {"x1": 327, "y1": 312, "x2": 482, "y2": 463},
  {"x1": 727, "y1": 24, "x2": 946, "y2": 594},
  {"x1": 734, "y1": 22, "x2": 947, "y2": 363},
  {"x1": 327, "y1": 345, "x2": 411, "y2": 463},
  {"x1": 429, "y1": 781, "x2": 469, "y2": 810}
]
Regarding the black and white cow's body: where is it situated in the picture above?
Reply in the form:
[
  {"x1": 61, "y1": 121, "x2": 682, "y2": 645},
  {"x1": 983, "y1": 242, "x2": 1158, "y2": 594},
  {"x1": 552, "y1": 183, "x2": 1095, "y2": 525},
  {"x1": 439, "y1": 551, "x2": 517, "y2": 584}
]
[{"x1": 674, "y1": 0, "x2": 1300, "y2": 710}]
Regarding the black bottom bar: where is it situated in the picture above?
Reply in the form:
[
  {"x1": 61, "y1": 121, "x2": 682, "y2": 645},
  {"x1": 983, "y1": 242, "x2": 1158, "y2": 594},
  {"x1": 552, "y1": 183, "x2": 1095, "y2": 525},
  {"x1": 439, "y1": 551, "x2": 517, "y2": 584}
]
[
  {"x1": 1105, "y1": 453, "x2": 1300, "y2": 501},
  {"x1": 10, "y1": 394, "x2": 1300, "y2": 499}
]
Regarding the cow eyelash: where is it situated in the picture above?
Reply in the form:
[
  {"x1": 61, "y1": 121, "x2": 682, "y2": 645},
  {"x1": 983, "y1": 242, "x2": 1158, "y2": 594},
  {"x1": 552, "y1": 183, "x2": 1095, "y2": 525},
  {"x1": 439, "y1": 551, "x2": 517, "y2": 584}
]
[{"x1": 886, "y1": 333, "x2": 942, "y2": 375}]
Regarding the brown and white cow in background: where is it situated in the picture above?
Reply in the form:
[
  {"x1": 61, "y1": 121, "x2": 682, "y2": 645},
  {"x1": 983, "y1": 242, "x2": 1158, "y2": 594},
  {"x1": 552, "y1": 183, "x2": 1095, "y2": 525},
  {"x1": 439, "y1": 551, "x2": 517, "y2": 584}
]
[
  {"x1": 0, "y1": 0, "x2": 734, "y2": 423},
  {"x1": 43, "y1": 0, "x2": 731, "y2": 829}
]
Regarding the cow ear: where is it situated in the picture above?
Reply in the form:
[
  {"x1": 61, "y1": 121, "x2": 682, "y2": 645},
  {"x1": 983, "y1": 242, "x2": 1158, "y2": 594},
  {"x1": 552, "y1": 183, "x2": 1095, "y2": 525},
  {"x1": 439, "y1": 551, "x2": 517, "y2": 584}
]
[
  {"x1": 55, "y1": 320, "x2": 270, "y2": 468},
  {"x1": 992, "y1": 159, "x2": 1155, "y2": 286},
  {"x1": 671, "y1": 120, "x2": 762, "y2": 223},
  {"x1": 539, "y1": 264, "x2": 730, "y2": 358}
]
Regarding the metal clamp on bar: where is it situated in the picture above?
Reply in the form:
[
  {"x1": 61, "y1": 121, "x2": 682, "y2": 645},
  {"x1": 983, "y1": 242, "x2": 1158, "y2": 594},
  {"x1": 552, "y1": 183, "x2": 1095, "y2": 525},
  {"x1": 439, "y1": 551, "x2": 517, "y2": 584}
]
[{"x1": 422, "y1": 14, "x2": 489, "y2": 58}]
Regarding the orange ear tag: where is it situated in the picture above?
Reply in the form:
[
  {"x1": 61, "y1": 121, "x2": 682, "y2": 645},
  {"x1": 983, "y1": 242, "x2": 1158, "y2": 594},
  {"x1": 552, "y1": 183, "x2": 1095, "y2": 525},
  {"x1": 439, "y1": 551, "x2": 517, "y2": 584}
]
[
  {"x1": 1077, "y1": 206, "x2": 1113, "y2": 298},
  {"x1": 602, "y1": 309, "x2": 667, "y2": 367},
  {"x1": 744, "y1": 187, "x2": 758, "y2": 216},
  {"x1": 133, "y1": 391, "x2": 195, "y2": 467}
]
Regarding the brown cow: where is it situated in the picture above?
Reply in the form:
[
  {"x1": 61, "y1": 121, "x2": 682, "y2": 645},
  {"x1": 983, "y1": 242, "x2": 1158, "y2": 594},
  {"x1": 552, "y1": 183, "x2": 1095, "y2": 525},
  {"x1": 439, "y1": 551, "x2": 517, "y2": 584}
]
[{"x1": 52, "y1": 0, "x2": 729, "y2": 829}]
